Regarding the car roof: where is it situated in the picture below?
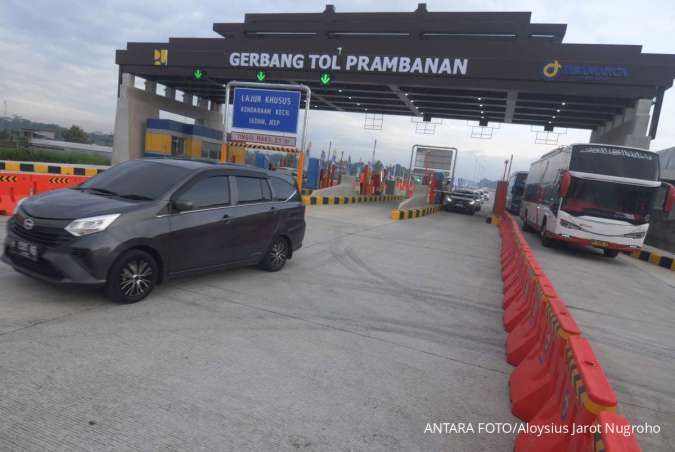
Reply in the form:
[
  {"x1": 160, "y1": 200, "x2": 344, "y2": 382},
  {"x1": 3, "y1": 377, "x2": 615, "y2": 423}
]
[{"x1": 141, "y1": 158, "x2": 275, "y2": 177}]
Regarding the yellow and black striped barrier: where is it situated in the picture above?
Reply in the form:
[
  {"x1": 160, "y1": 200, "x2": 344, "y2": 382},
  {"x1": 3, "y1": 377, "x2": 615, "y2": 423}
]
[
  {"x1": 390, "y1": 205, "x2": 441, "y2": 220},
  {"x1": 0, "y1": 175, "x2": 18, "y2": 183},
  {"x1": 0, "y1": 160, "x2": 106, "y2": 176},
  {"x1": 625, "y1": 249, "x2": 675, "y2": 272},
  {"x1": 303, "y1": 194, "x2": 404, "y2": 206}
]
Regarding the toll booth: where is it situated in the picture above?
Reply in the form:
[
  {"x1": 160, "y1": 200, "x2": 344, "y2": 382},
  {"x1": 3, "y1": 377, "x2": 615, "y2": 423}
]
[{"x1": 144, "y1": 119, "x2": 225, "y2": 162}]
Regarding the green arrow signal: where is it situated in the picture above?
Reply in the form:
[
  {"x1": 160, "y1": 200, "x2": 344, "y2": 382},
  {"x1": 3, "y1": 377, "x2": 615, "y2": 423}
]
[
  {"x1": 193, "y1": 68, "x2": 205, "y2": 80},
  {"x1": 256, "y1": 71, "x2": 267, "y2": 82},
  {"x1": 320, "y1": 73, "x2": 332, "y2": 86}
]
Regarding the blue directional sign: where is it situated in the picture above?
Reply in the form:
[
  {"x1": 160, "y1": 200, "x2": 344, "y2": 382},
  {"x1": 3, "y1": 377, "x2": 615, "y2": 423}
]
[{"x1": 232, "y1": 88, "x2": 301, "y2": 134}]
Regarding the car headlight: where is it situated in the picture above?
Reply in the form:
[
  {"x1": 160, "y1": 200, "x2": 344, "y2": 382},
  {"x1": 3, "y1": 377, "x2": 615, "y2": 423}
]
[
  {"x1": 445, "y1": 196, "x2": 452, "y2": 202},
  {"x1": 468, "y1": 200, "x2": 475, "y2": 205},
  {"x1": 560, "y1": 218, "x2": 582, "y2": 230},
  {"x1": 65, "y1": 213, "x2": 120, "y2": 237},
  {"x1": 623, "y1": 231, "x2": 646, "y2": 239}
]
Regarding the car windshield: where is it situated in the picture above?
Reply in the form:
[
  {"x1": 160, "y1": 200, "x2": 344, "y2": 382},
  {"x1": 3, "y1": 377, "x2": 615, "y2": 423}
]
[
  {"x1": 451, "y1": 190, "x2": 480, "y2": 200},
  {"x1": 78, "y1": 160, "x2": 191, "y2": 200},
  {"x1": 561, "y1": 177, "x2": 656, "y2": 225}
]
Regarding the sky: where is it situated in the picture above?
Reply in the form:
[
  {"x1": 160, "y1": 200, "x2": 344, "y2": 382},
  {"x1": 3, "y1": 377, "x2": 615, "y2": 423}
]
[{"x1": 1, "y1": 0, "x2": 674, "y2": 179}]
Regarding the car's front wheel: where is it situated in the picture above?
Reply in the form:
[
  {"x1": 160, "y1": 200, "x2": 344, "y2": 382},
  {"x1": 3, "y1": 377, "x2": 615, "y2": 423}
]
[
  {"x1": 260, "y1": 237, "x2": 290, "y2": 272},
  {"x1": 105, "y1": 249, "x2": 158, "y2": 303}
]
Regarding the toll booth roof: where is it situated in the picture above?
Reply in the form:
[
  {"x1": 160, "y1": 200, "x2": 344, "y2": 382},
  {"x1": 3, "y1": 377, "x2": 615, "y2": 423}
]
[{"x1": 116, "y1": 5, "x2": 675, "y2": 135}]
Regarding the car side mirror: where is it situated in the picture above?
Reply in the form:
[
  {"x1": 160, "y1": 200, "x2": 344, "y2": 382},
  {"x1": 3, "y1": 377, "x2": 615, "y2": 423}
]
[
  {"x1": 173, "y1": 199, "x2": 194, "y2": 212},
  {"x1": 559, "y1": 171, "x2": 572, "y2": 198},
  {"x1": 664, "y1": 183, "x2": 675, "y2": 213}
]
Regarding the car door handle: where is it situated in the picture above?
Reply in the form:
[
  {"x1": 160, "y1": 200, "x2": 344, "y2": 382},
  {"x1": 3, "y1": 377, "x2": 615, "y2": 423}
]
[{"x1": 221, "y1": 214, "x2": 231, "y2": 223}]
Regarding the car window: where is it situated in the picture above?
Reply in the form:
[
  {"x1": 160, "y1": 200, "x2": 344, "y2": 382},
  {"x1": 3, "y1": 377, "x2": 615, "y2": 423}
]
[
  {"x1": 236, "y1": 176, "x2": 269, "y2": 204},
  {"x1": 79, "y1": 160, "x2": 191, "y2": 200},
  {"x1": 261, "y1": 179, "x2": 272, "y2": 200},
  {"x1": 269, "y1": 178, "x2": 297, "y2": 201},
  {"x1": 176, "y1": 176, "x2": 230, "y2": 209}
]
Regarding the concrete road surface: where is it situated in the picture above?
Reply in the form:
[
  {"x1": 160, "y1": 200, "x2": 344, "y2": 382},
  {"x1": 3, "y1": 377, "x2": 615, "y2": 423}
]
[
  {"x1": 521, "y1": 217, "x2": 675, "y2": 451},
  {"x1": 0, "y1": 205, "x2": 515, "y2": 452}
]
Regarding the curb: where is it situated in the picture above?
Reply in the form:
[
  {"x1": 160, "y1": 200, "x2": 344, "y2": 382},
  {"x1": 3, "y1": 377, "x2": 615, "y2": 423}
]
[
  {"x1": 625, "y1": 249, "x2": 675, "y2": 271},
  {"x1": 303, "y1": 194, "x2": 403, "y2": 206},
  {"x1": 485, "y1": 214, "x2": 502, "y2": 225},
  {"x1": 0, "y1": 160, "x2": 107, "y2": 176},
  {"x1": 390, "y1": 205, "x2": 440, "y2": 220}
]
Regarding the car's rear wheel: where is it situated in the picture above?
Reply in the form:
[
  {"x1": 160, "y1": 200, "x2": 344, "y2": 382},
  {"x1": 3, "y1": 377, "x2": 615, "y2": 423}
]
[
  {"x1": 105, "y1": 250, "x2": 157, "y2": 303},
  {"x1": 603, "y1": 249, "x2": 619, "y2": 258},
  {"x1": 260, "y1": 237, "x2": 290, "y2": 272}
]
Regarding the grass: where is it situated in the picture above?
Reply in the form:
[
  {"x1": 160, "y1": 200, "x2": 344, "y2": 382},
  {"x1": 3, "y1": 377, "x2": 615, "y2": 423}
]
[{"x1": 0, "y1": 146, "x2": 111, "y2": 166}]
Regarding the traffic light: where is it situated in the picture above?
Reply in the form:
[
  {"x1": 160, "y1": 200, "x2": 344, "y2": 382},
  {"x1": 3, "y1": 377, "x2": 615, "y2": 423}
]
[{"x1": 192, "y1": 68, "x2": 206, "y2": 80}]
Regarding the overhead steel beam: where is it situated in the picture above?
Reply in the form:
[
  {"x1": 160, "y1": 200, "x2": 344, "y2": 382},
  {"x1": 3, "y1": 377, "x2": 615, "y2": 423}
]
[
  {"x1": 504, "y1": 90, "x2": 518, "y2": 123},
  {"x1": 389, "y1": 84, "x2": 421, "y2": 117}
]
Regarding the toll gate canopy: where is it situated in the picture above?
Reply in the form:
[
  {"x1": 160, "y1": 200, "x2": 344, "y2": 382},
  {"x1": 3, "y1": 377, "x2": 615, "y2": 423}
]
[{"x1": 115, "y1": 4, "x2": 675, "y2": 149}]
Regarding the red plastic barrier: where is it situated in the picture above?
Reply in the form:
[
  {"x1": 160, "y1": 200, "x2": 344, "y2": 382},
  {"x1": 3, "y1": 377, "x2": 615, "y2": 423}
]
[
  {"x1": 0, "y1": 173, "x2": 34, "y2": 215},
  {"x1": 515, "y1": 336, "x2": 617, "y2": 451},
  {"x1": 593, "y1": 412, "x2": 641, "y2": 452},
  {"x1": 31, "y1": 174, "x2": 87, "y2": 194},
  {"x1": 0, "y1": 173, "x2": 89, "y2": 215},
  {"x1": 509, "y1": 296, "x2": 581, "y2": 421},
  {"x1": 498, "y1": 213, "x2": 639, "y2": 451}
]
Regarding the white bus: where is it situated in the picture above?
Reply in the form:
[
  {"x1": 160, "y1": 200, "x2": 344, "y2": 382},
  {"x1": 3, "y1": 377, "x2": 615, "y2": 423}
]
[{"x1": 521, "y1": 143, "x2": 674, "y2": 257}]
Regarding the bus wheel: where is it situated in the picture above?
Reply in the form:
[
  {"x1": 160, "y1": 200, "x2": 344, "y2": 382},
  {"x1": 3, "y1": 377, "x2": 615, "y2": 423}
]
[
  {"x1": 603, "y1": 249, "x2": 619, "y2": 258},
  {"x1": 540, "y1": 221, "x2": 553, "y2": 247}
]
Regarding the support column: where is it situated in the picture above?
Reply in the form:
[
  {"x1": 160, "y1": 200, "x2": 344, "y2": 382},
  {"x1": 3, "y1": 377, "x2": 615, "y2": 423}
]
[
  {"x1": 590, "y1": 98, "x2": 652, "y2": 149},
  {"x1": 196, "y1": 99, "x2": 224, "y2": 132},
  {"x1": 112, "y1": 81, "x2": 227, "y2": 163},
  {"x1": 504, "y1": 90, "x2": 518, "y2": 123},
  {"x1": 112, "y1": 73, "x2": 159, "y2": 164},
  {"x1": 144, "y1": 80, "x2": 156, "y2": 95}
]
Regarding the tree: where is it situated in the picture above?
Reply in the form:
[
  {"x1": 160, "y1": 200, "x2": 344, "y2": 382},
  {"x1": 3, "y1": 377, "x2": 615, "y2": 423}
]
[{"x1": 62, "y1": 125, "x2": 90, "y2": 144}]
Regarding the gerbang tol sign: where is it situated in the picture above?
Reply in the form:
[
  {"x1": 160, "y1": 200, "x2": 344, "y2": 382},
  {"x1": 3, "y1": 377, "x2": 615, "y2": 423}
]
[{"x1": 228, "y1": 52, "x2": 469, "y2": 75}]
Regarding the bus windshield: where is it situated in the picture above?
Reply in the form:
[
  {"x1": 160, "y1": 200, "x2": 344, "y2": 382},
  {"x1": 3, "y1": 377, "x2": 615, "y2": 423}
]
[
  {"x1": 561, "y1": 178, "x2": 655, "y2": 225},
  {"x1": 570, "y1": 145, "x2": 659, "y2": 180}
]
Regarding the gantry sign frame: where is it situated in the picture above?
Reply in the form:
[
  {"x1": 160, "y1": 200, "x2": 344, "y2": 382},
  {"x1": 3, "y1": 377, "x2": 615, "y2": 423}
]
[{"x1": 115, "y1": 4, "x2": 675, "y2": 141}]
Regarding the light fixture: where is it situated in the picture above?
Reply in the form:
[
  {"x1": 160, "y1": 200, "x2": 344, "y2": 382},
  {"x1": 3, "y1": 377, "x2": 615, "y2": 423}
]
[
  {"x1": 479, "y1": 104, "x2": 484, "y2": 107},
  {"x1": 480, "y1": 110, "x2": 484, "y2": 114},
  {"x1": 556, "y1": 109, "x2": 561, "y2": 112},
  {"x1": 348, "y1": 96, "x2": 352, "y2": 99},
  {"x1": 548, "y1": 121, "x2": 552, "y2": 124},
  {"x1": 477, "y1": 97, "x2": 482, "y2": 101},
  {"x1": 552, "y1": 115, "x2": 556, "y2": 119},
  {"x1": 410, "y1": 100, "x2": 414, "y2": 103},
  {"x1": 338, "y1": 89, "x2": 343, "y2": 93},
  {"x1": 561, "y1": 101, "x2": 566, "y2": 106},
  {"x1": 405, "y1": 93, "x2": 409, "y2": 96},
  {"x1": 357, "y1": 103, "x2": 361, "y2": 106}
]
